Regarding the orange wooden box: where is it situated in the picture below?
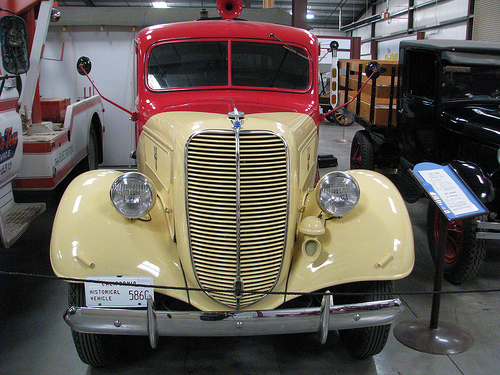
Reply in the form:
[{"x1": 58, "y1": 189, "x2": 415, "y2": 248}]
[{"x1": 40, "y1": 97, "x2": 71, "y2": 123}]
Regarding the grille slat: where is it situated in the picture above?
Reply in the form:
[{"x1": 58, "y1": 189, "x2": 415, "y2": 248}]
[{"x1": 186, "y1": 131, "x2": 288, "y2": 309}]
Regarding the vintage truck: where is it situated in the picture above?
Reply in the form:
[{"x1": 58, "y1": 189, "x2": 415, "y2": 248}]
[
  {"x1": 334, "y1": 39, "x2": 500, "y2": 284},
  {"x1": 50, "y1": 0, "x2": 414, "y2": 367},
  {"x1": 0, "y1": 0, "x2": 103, "y2": 248}
]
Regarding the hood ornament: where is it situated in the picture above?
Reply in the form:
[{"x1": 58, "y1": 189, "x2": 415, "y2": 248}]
[{"x1": 228, "y1": 105, "x2": 244, "y2": 130}]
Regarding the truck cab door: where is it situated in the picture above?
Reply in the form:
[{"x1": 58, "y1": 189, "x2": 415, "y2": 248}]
[{"x1": 398, "y1": 49, "x2": 439, "y2": 164}]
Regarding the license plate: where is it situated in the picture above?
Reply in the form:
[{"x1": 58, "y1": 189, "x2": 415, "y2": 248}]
[{"x1": 85, "y1": 276, "x2": 154, "y2": 307}]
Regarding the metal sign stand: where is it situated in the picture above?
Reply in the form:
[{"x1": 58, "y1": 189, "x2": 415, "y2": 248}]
[
  {"x1": 334, "y1": 124, "x2": 351, "y2": 144},
  {"x1": 393, "y1": 162, "x2": 486, "y2": 354}
]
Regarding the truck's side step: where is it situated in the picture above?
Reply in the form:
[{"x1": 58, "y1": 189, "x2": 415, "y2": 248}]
[{"x1": 0, "y1": 202, "x2": 46, "y2": 248}]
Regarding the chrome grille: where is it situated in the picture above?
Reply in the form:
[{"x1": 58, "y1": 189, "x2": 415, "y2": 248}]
[{"x1": 186, "y1": 131, "x2": 288, "y2": 309}]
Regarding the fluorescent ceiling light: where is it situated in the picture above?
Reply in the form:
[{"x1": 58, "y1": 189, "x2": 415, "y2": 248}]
[
  {"x1": 306, "y1": 14, "x2": 314, "y2": 19},
  {"x1": 152, "y1": 1, "x2": 169, "y2": 8}
]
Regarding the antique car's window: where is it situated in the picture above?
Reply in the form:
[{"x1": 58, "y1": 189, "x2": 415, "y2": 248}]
[
  {"x1": 406, "y1": 50, "x2": 438, "y2": 100},
  {"x1": 442, "y1": 64, "x2": 500, "y2": 101},
  {"x1": 147, "y1": 41, "x2": 228, "y2": 89},
  {"x1": 231, "y1": 42, "x2": 310, "y2": 90}
]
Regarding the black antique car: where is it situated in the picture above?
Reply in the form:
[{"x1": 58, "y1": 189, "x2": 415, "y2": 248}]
[{"x1": 339, "y1": 40, "x2": 500, "y2": 284}]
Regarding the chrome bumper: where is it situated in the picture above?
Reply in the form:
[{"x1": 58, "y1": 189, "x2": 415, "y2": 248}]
[
  {"x1": 476, "y1": 221, "x2": 500, "y2": 240},
  {"x1": 64, "y1": 295, "x2": 404, "y2": 348}
]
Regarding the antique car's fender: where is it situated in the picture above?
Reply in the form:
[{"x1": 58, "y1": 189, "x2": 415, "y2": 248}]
[
  {"x1": 50, "y1": 170, "x2": 189, "y2": 303},
  {"x1": 449, "y1": 160, "x2": 495, "y2": 204},
  {"x1": 287, "y1": 169, "x2": 414, "y2": 295}
]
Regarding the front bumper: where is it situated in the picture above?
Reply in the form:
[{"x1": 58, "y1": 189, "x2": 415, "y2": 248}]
[
  {"x1": 64, "y1": 295, "x2": 404, "y2": 348},
  {"x1": 476, "y1": 220, "x2": 500, "y2": 240}
]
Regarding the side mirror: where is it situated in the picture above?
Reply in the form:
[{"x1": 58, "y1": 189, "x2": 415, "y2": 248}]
[
  {"x1": 365, "y1": 61, "x2": 385, "y2": 80},
  {"x1": 77, "y1": 56, "x2": 92, "y2": 76},
  {"x1": 0, "y1": 15, "x2": 30, "y2": 75}
]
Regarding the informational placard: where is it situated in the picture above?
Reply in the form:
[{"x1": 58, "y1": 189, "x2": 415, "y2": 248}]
[{"x1": 412, "y1": 162, "x2": 488, "y2": 221}]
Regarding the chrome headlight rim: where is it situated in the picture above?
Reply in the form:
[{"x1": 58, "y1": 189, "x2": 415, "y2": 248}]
[
  {"x1": 110, "y1": 172, "x2": 156, "y2": 219},
  {"x1": 316, "y1": 171, "x2": 360, "y2": 217}
]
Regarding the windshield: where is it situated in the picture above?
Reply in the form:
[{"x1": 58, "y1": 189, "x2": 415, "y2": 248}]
[
  {"x1": 442, "y1": 64, "x2": 500, "y2": 101},
  {"x1": 147, "y1": 41, "x2": 310, "y2": 91}
]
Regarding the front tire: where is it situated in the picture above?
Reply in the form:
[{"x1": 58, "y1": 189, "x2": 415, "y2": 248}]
[
  {"x1": 426, "y1": 202, "x2": 487, "y2": 284},
  {"x1": 350, "y1": 130, "x2": 374, "y2": 170},
  {"x1": 337, "y1": 281, "x2": 393, "y2": 359},
  {"x1": 69, "y1": 283, "x2": 117, "y2": 367}
]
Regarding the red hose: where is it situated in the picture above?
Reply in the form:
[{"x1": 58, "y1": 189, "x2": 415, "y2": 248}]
[
  {"x1": 321, "y1": 69, "x2": 377, "y2": 122},
  {"x1": 79, "y1": 64, "x2": 137, "y2": 120}
]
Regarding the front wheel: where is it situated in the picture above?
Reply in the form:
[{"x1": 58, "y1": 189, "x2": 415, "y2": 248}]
[
  {"x1": 426, "y1": 202, "x2": 487, "y2": 284},
  {"x1": 69, "y1": 283, "x2": 117, "y2": 367},
  {"x1": 337, "y1": 281, "x2": 393, "y2": 358},
  {"x1": 350, "y1": 130, "x2": 374, "y2": 170}
]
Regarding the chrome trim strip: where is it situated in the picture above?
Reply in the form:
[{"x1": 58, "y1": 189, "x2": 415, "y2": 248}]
[
  {"x1": 234, "y1": 126, "x2": 242, "y2": 309},
  {"x1": 64, "y1": 298, "x2": 404, "y2": 339}
]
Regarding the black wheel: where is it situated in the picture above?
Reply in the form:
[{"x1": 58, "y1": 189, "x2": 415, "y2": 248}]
[
  {"x1": 77, "y1": 125, "x2": 99, "y2": 173},
  {"x1": 426, "y1": 202, "x2": 487, "y2": 284},
  {"x1": 69, "y1": 283, "x2": 117, "y2": 367},
  {"x1": 350, "y1": 131, "x2": 374, "y2": 170},
  {"x1": 87, "y1": 126, "x2": 99, "y2": 170},
  {"x1": 333, "y1": 111, "x2": 354, "y2": 126},
  {"x1": 337, "y1": 281, "x2": 393, "y2": 359}
]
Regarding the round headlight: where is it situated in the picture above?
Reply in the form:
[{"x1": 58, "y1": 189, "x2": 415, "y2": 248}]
[
  {"x1": 316, "y1": 171, "x2": 360, "y2": 217},
  {"x1": 110, "y1": 172, "x2": 156, "y2": 218}
]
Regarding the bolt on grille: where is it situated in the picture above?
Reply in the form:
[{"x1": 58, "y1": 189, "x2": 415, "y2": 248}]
[{"x1": 186, "y1": 131, "x2": 288, "y2": 309}]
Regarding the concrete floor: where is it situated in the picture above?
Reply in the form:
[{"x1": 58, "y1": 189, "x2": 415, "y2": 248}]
[{"x1": 1, "y1": 122, "x2": 500, "y2": 374}]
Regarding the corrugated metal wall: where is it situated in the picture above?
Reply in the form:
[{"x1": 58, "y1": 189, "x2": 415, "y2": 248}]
[{"x1": 473, "y1": 0, "x2": 500, "y2": 42}]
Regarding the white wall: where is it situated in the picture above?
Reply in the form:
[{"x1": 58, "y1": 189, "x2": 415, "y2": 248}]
[
  {"x1": 351, "y1": 0, "x2": 470, "y2": 60},
  {"x1": 40, "y1": 26, "x2": 137, "y2": 168},
  {"x1": 40, "y1": 24, "x2": 347, "y2": 168}
]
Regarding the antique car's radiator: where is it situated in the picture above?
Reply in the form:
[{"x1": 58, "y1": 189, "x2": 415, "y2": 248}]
[{"x1": 186, "y1": 130, "x2": 288, "y2": 309}]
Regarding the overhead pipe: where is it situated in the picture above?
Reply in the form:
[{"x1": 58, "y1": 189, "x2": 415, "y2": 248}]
[{"x1": 341, "y1": 0, "x2": 450, "y2": 33}]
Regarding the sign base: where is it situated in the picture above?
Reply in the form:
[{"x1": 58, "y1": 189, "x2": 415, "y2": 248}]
[{"x1": 394, "y1": 319, "x2": 473, "y2": 355}]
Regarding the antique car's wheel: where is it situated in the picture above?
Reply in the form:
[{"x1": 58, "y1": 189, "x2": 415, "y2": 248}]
[
  {"x1": 334, "y1": 111, "x2": 354, "y2": 126},
  {"x1": 426, "y1": 202, "x2": 487, "y2": 284},
  {"x1": 68, "y1": 283, "x2": 117, "y2": 367},
  {"x1": 350, "y1": 131, "x2": 374, "y2": 170},
  {"x1": 337, "y1": 281, "x2": 393, "y2": 358}
]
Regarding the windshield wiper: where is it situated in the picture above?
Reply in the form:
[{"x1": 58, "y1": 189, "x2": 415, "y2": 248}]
[{"x1": 269, "y1": 33, "x2": 311, "y2": 61}]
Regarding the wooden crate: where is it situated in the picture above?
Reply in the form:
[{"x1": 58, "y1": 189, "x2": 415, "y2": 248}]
[
  {"x1": 337, "y1": 59, "x2": 398, "y2": 126},
  {"x1": 339, "y1": 76, "x2": 397, "y2": 103},
  {"x1": 346, "y1": 94, "x2": 397, "y2": 127},
  {"x1": 338, "y1": 59, "x2": 398, "y2": 77}
]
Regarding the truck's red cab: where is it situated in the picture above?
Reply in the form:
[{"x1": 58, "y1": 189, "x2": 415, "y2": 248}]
[{"x1": 134, "y1": 14, "x2": 320, "y2": 139}]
